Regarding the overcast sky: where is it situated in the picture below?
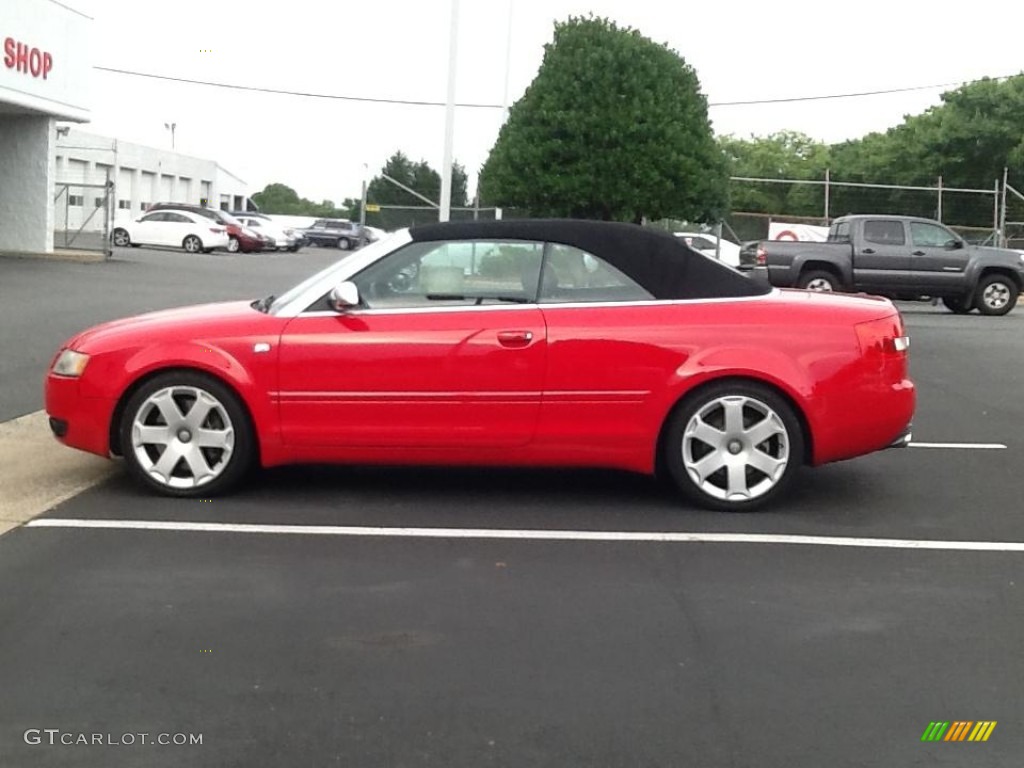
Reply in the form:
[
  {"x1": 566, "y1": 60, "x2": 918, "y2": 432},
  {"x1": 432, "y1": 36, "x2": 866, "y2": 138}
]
[{"x1": 74, "y1": 0, "x2": 1024, "y2": 205}]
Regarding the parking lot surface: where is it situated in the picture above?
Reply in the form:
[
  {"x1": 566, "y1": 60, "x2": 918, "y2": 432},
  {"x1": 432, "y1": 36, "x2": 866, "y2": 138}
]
[{"x1": 1, "y1": 248, "x2": 1022, "y2": 766}]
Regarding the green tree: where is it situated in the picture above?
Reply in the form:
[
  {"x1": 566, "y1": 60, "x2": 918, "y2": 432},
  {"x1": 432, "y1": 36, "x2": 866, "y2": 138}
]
[
  {"x1": 719, "y1": 131, "x2": 830, "y2": 217},
  {"x1": 478, "y1": 15, "x2": 728, "y2": 224},
  {"x1": 828, "y1": 74, "x2": 1024, "y2": 224},
  {"x1": 365, "y1": 151, "x2": 467, "y2": 208},
  {"x1": 251, "y1": 183, "x2": 350, "y2": 217}
]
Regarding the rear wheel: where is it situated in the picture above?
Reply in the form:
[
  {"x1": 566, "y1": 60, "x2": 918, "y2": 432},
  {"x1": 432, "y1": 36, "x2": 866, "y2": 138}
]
[
  {"x1": 942, "y1": 295, "x2": 973, "y2": 314},
  {"x1": 183, "y1": 235, "x2": 203, "y2": 253},
  {"x1": 974, "y1": 274, "x2": 1018, "y2": 316},
  {"x1": 112, "y1": 228, "x2": 131, "y2": 247},
  {"x1": 663, "y1": 381, "x2": 804, "y2": 512},
  {"x1": 797, "y1": 270, "x2": 839, "y2": 292},
  {"x1": 120, "y1": 371, "x2": 255, "y2": 497}
]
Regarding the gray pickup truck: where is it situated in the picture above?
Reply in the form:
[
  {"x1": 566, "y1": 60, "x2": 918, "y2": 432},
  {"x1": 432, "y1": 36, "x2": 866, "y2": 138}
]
[{"x1": 739, "y1": 214, "x2": 1024, "y2": 315}]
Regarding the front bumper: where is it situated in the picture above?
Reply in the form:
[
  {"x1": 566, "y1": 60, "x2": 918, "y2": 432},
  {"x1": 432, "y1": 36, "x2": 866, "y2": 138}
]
[{"x1": 44, "y1": 373, "x2": 115, "y2": 458}]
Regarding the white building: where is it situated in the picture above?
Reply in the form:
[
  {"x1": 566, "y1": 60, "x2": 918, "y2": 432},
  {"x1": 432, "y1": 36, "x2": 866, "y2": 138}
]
[
  {"x1": 0, "y1": 0, "x2": 92, "y2": 253},
  {"x1": 0, "y1": 0, "x2": 252, "y2": 253},
  {"x1": 54, "y1": 128, "x2": 252, "y2": 233}
]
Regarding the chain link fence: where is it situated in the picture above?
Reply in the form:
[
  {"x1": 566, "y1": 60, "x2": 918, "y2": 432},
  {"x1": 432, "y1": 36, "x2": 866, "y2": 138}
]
[
  {"x1": 725, "y1": 174, "x2": 1003, "y2": 245},
  {"x1": 53, "y1": 179, "x2": 114, "y2": 256}
]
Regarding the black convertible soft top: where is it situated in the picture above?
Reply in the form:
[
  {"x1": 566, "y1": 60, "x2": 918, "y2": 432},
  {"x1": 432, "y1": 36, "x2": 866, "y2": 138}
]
[{"x1": 409, "y1": 219, "x2": 769, "y2": 300}]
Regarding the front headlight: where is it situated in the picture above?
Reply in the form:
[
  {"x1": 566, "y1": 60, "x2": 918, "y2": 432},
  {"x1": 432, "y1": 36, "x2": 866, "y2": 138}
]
[{"x1": 52, "y1": 349, "x2": 90, "y2": 377}]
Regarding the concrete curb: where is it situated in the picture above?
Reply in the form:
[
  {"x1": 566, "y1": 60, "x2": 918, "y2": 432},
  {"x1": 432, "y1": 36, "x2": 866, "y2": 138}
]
[
  {"x1": 1, "y1": 249, "x2": 108, "y2": 263},
  {"x1": 0, "y1": 411, "x2": 117, "y2": 536}
]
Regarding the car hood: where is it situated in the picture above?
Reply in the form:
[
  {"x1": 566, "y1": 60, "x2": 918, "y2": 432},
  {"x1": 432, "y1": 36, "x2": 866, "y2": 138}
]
[
  {"x1": 65, "y1": 300, "x2": 281, "y2": 353},
  {"x1": 968, "y1": 245, "x2": 1024, "y2": 264}
]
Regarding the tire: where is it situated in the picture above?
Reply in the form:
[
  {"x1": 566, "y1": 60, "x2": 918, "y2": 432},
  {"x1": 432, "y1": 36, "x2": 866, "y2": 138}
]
[
  {"x1": 227, "y1": 236, "x2": 240, "y2": 253},
  {"x1": 112, "y1": 228, "x2": 131, "y2": 247},
  {"x1": 974, "y1": 274, "x2": 1019, "y2": 316},
  {"x1": 120, "y1": 371, "x2": 255, "y2": 497},
  {"x1": 337, "y1": 238, "x2": 351, "y2": 251},
  {"x1": 662, "y1": 381, "x2": 805, "y2": 512},
  {"x1": 183, "y1": 235, "x2": 204, "y2": 253},
  {"x1": 797, "y1": 270, "x2": 839, "y2": 292},
  {"x1": 287, "y1": 245, "x2": 300, "y2": 253},
  {"x1": 942, "y1": 295, "x2": 973, "y2": 314}
]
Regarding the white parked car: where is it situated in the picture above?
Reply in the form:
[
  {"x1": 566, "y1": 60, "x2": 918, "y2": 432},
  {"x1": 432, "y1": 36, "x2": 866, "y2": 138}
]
[
  {"x1": 674, "y1": 232, "x2": 741, "y2": 268},
  {"x1": 232, "y1": 213, "x2": 303, "y2": 252},
  {"x1": 112, "y1": 210, "x2": 231, "y2": 253}
]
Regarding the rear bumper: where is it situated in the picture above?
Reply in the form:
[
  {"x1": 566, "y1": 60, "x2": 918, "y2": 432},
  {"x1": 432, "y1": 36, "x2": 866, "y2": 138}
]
[{"x1": 886, "y1": 423, "x2": 913, "y2": 449}]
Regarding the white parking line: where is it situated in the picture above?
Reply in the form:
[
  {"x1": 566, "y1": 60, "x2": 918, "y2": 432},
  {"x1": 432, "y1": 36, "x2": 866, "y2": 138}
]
[
  {"x1": 909, "y1": 442, "x2": 1007, "y2": 449},
  {"x1": 23, "y1": 518, "x2": 1024, "y2": 552}
]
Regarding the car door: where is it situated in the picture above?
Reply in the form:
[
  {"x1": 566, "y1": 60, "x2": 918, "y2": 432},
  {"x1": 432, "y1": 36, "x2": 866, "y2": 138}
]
[
  {"x1": 534, "y1": 243, "x2": 666, "y2": 453},
  {"x1": 164, "y1": 212, "x2": 195, "y2": 248},
  {"x1": 276, "y1": 238, "x2": 548, "y2": 448},
  {"x1": 132, "y1": 212, "x2": 167, "y2": 245},
  {"x1": 852, "y1": 219, "x2": 913, "y2": 291},
  {"x1": 907, "y1": 220, "x2": 970, "y2": 293}
]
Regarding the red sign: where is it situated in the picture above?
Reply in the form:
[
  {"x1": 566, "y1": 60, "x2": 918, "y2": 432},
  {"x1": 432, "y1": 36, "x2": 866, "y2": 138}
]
[{"x1": 3, "y1": 37, "x2": 54, "y2": 80}]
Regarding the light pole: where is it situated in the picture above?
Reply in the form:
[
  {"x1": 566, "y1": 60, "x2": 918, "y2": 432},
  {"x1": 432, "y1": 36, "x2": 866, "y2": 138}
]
[
  {"x1": 438, "y1": 0, "x2": 459, "y2": 222},
  {"x1": 164, "y1": 122, "x2": 176, "y2": 151},
  {"x1": 502, "y1": 0, "x2": 513, "y2": 122}
]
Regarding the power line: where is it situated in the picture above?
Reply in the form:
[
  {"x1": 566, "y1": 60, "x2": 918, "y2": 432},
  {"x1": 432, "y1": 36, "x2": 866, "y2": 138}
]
[{"x1": 93, "y1": 65, "x2": 1020, "y2": 109}]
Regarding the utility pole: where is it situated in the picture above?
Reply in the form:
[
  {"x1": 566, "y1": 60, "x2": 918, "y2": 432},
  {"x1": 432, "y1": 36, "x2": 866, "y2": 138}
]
[
  {"x1": 439, "y1": 0, "x2": 459, "y2": 222},
  {"x1": 164, "y1": 122, "x2": 176, "y2": 150},
  {"x1": 359, "y1": 163, "x2": 368, "y2": 228}
]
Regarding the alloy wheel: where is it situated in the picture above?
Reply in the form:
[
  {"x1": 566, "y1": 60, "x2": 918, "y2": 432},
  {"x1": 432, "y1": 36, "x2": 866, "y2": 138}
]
[
  {"x1": 681, "y1": 394, "x2": 790, "y2": 502},
  {"x1": 130, "y1": 385, "x2": 235, "y2": 490}
]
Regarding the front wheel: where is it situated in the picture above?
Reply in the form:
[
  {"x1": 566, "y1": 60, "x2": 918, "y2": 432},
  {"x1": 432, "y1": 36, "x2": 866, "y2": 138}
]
[
  {"x1": 337, "y1": 238, "x2": 351, "y2": 251},
  {"x1": 974, "y1": 275, "x2": 1019, "y2": 316},
  {"x1": 663, "y1": 381, "x2": 805, "y2": 512},
  {"x1": 120, "y1": 371, "x2": 255, "y2": 497},
  {"x1": 797, "y1": 270, "x2": 839, "y2": 292},
  {"x1": 227, "y1": 236, "x2": 240, "y2": 253},
  {"x1": 183, "y1": 235, "x2": 203, "y2": 253}
]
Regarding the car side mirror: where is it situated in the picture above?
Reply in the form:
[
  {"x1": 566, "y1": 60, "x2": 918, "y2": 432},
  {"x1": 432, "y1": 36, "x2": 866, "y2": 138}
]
[
  {"x1": 329, "y1": 281, "x2": 360, "y2": 312},
  {"x1": 946, "y1": 239, "x2": 964, "y2": 250}
]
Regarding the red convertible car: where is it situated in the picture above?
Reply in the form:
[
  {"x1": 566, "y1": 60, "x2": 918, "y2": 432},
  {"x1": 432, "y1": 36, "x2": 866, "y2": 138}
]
[{"x1": 44, "y1": 220, "x2": 915, "y2": 511}]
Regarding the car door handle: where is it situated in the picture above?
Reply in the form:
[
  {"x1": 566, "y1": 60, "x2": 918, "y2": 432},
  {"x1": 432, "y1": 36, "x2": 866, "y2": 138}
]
[
  {"x1": 497, "y1": 330, "x2": 534, "y2": 347},
  {"x1": 912, "y1": 250, "x2": 926, "y2": 256},
  {"x1": 861, "y1": 248, "x2": 875, "y2": 254}
]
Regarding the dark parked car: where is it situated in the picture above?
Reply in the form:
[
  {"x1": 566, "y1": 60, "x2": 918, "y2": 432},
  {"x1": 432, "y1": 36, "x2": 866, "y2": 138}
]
[
  {"x1": 740, "y1": 214, "x2": 1024, "y2": 315},
  {"x1": 303, "y1": 218, "x2": 366, "y2": 250},
  {"x1": 145, "y1": 203, "x2": 264, "y2": 253}
]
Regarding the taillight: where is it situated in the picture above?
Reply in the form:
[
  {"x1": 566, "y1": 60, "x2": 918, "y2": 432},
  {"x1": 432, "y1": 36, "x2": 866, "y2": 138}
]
[
  {"x1": 756, "y1": 247, "x2": 767, "y2": 266},
  {"x1": 210, "y1": 227, "x2": 225, "y2": 233},
  {"x1": 855, "y1": 315, "x2": 910, "y2": 357}
]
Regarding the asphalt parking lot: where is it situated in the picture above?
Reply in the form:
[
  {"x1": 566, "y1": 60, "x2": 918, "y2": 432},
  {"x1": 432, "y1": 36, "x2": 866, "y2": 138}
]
[{"x1": 1, "y1": 246, "x2": 1022, "y2": 766}]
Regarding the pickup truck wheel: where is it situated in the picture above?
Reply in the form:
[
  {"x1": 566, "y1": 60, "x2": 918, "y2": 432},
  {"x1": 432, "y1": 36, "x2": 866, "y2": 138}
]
[
  {"x1": 941, "y1": 296, "x2": 973, "y2": 314},
  {"x1": 974, "y1": 275, "x2": 1018, "y2": 316},
  {"x1": 798, "y1": 270, "x2": 838, "y2": 292}
]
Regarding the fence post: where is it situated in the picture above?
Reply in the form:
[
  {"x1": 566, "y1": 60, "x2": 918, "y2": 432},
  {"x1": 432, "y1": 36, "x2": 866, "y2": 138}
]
[
  {"x1": 999, "y1": 168, "x2": 1008, "y2": 247},
  {"x1": 936, "y1": 175, "x2": 943, "y2": 222},
  {"x1": 824, "y1": 168, "x2": 830, "y2": 223}
]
